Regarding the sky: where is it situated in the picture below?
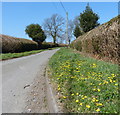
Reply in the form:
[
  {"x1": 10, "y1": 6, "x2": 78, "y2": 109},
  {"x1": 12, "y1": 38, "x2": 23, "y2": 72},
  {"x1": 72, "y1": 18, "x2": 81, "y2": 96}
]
[{"x1": 1, "y1": 2, "x2": 118, "y2": 42}]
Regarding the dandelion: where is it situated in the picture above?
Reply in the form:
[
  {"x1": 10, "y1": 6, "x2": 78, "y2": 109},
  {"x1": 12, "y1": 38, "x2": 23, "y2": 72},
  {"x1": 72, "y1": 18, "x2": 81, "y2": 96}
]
[
  {"x1": 63, "y1": 96, "x2": 66, "y2": 99},
  {"x1": 110, "y1": 79, "x2": 113, "y2": 83},
  {"x1": 96, "y1": 99, "x2": 99, "y2": 102},
  {"x1": 80, "y1": 103, "x2": 83, "y2": 106},
  {"x1": 115, "y1": 84, "x2": 118, "y2": 86},
  {"x1": 84, "y1": 96, "x2": 87, "y2": 98},
  {"x1": 76, "y1": 100, "x2": 79, "y2": 103},
  {"x1": 99, "y1": 83, "x2": 101, "y2": 85},
  {"x1": 97, "y1": 88, "x2": 101, "y2": 92},
  {"x1": 71, "y1": 93, "x2": 74, "y2": 96},
  {"x1": 96, "y1": 108, "x2": 100, "y2": 112},
  {"x1": 111, "y1": 74, "x2": 115, "y2": 77},
  {"x1": 92, "y1": 63, "x2": 97, "y2": 68},
  {"x1": 58, "y1": 87, "x2": 61, "y2": 91},
  {"x1": 76, "y1": 93, "x2": 79, "y2": 95},
  {"x1": 96, "y1": 103, "x2": 103, "y2": 106},
  {"x1": 86, "y1": 105, "x2": 90, "y2": 108}
]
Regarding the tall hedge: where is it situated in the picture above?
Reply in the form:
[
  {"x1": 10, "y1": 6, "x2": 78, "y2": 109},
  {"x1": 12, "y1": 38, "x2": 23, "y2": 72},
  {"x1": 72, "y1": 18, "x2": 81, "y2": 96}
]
[
  {"x1": 0, "y1": 34, "x2": 38, "y2": 53},
  {"x1": 70, "y1": 16, "x2": 119, "y2": 63}
]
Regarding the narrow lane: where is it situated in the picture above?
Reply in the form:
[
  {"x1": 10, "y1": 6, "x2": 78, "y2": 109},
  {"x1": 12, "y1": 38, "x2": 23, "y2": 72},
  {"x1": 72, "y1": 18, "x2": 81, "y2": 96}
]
[{"x1": 2, "y1": 49, "x2": 59, "y2": 113}]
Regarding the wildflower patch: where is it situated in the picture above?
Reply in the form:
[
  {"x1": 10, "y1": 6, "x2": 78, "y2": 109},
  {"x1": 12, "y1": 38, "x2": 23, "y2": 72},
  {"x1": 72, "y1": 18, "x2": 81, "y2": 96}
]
[{"x1": 49, "y1": 48, "x2": 119, "y2": 113}]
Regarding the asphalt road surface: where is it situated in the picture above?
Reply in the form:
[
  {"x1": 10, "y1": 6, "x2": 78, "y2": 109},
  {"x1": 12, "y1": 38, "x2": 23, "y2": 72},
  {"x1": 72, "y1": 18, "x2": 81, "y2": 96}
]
[{"x1": 2, "y1": 49, "x2": 59, "y2": 113}]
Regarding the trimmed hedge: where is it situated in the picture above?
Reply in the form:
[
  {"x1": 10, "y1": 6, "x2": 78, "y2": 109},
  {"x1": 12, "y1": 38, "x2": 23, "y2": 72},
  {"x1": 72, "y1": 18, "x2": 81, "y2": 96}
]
[
  {"x1": 1, "y1": 34, "x2": 38, "y2": 53},
  {"x1": 0, "y1": 34, "x2": 68, "y2": 53},
  {"x1": 70, "y1": 16, "x2": 119, "y2": 63},
  {"x1": 40, "y1": 42, "x2": 68, "y2": 49}
]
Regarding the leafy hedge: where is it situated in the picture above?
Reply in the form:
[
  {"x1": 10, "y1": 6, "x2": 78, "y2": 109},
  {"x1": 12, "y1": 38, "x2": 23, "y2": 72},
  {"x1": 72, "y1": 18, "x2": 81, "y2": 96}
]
[
  {"x1": 0, "y1": 34, "x2": 67, "y2": 53},
  {"x1": 70, "y1": 16, "x2": 119, "y2": 63},
  {"x1": 1, "y1": 34, "x2": 38, "y2": 53},
  {"x1": 40, "y1": 42, "x2": 68, "y2": 49}
]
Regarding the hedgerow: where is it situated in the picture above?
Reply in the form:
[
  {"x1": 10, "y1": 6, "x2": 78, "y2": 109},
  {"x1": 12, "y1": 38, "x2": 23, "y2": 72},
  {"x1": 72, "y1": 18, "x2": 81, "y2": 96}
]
[{"x1": 1, "y1": 34, "x2": 38, "y2": 53}]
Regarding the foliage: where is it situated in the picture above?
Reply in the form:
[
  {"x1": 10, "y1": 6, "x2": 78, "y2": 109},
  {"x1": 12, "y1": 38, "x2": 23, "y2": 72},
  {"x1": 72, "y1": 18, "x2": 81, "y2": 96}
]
[
  {"x1": 0, "y1": 49, "x2": 44, "y2": 60},
  {"x1": 49, "y1": 48, "x2": 119, "y2": 113},
  {"x1": 71, "y1": 16, "x2": 119, "y2": 63},
  {"x1": 40, "y1": 42, "x2": 59, "y2": 49},
  {"x1": 1, "y1": 34, "x2": 38, "y2": 53},
  {"x1": 74, "y1": 25, "x2": 83, "y2": 38},
  {"x1": 43, "y1": 14, "x2": 64, "y2": 44},
  {"x1": 0, "y1": 47, "x2": 61, "y2": 60},
  {"x1": 25, "y1": 24, "x2": 46, "y2": 44},
  {"x1": 79, "y1": 3, "x2": 99, "y2": 33}
]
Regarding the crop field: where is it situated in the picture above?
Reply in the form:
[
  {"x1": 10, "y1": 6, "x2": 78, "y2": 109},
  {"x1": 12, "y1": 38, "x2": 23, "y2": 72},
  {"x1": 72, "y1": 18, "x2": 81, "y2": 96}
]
[{"x1": 49, "y1": 48, "x2": 119, "y2": 113}]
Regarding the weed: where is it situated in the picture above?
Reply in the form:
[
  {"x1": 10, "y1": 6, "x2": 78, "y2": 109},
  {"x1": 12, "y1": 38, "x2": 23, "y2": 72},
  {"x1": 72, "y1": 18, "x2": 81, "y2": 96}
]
[{"x1": 49, "y1": 48, "x2": 119, "y2": 113}]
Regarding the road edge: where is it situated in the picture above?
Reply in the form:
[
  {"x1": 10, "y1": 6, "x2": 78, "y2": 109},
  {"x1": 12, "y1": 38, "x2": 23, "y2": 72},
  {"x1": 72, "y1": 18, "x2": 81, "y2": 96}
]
[{"x1": 45, "y1": 66, "x2": 61, "y2": 113}]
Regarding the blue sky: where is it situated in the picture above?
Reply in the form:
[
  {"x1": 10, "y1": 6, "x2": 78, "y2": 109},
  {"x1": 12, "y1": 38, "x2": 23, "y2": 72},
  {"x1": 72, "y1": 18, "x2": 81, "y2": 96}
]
[{"x1": 2, "y1": 2, "x2": 118, "y2": 42}]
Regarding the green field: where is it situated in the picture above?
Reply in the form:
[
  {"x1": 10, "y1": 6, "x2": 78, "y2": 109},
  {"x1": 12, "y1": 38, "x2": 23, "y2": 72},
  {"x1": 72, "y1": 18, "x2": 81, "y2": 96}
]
[{"x1": 49, "y1": 48, "x2": 119, "y2": 113}]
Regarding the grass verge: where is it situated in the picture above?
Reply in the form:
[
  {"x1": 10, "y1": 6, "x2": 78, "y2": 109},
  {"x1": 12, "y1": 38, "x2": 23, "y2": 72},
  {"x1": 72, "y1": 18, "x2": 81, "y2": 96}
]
[
  {"x1": 0, "y1": 47, "x2": 59, "y2": 60},
  {"x1": 49, "y1": 47, "x2": 119, "y2": 113}
]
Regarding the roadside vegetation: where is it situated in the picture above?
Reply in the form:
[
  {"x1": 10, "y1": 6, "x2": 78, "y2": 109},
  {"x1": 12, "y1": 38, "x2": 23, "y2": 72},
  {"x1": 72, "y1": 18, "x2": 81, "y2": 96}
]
[
  {"x1": 49, "y1": 48, "x2": 119, "y2": 113},
  {"x1": 1, "y1": 34, "x2": 38, "y2": 53},
  {"x1": 0, "y1": 47, "x2": 58, "y2": 60},
  {"x1": 0, "y1": 49, "x2": 44, "y2": 60},
  {"x1": 71, "y1": 15, "x2": 119, "y2": 64}
]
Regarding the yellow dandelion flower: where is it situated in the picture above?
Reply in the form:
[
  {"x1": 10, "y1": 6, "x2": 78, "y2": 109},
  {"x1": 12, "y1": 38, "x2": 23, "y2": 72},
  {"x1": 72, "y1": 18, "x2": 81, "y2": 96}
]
[
  {"x1": 76, "y1": 93, "x2": 79, "y2": 95},
  {"x1": 99, "y1": 83, "x2": 101, "y2": 85},
  {"x1": 110, "y1": 79, "x2": 112, "y2": 83},
  {"x1": 80, "y1": 103, "x2": 83, "y2": 106},
  {"x1": 96, "y1": 99, "x2": 99, "y2": 102},
  {"x1": 99, "y1": 103, "x2": 103, "y2": 106},
  {"x1": 84, "y1": 96, "x2": 87, "y2": 98},
  {"x1": 115, "y1": 84, "x2": 118, "y2": 86},
  {"x1": 76, "y1": 100, "x2": 79, "y2": 103},
  {"x1": 96, "y1": 108, "x2": 100, "y2": 112},
  {"x1": 63, "y1": 96, "x2": 66, "y2": 99},
  {"x1": 93, "y1": 63, "x2": 96, "y2": 66},
  {"x1": 58, "y1": 87, "x2": 61, "y2": 91},
  {"x1": 71, "y1": 93, "x2": 74, "y2": 96},
  {"x1": 82, "y1": 97, "x2": 85, "y2": 99},
  {"x1": 111, "y1": 74, "x2": 115, "y2": 77},
  {"x1": 96, "y1": 103, "x2": 103, "y2": 106},
  {"x1": 86, "y1": 105, "x2": 90, "y2": 108},
  {"x1": 97, "y1": 88, "x2": 101, "y2": 92}
]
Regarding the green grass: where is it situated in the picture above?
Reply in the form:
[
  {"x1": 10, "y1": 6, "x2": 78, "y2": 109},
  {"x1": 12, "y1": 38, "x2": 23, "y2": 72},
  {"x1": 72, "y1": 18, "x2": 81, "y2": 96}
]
[
  {"x1": 0, "y1": 47, "x2": 59, "y2": 60},
  {"x1": 49, "y1": 48, "x2": 119, "y2": 113}
]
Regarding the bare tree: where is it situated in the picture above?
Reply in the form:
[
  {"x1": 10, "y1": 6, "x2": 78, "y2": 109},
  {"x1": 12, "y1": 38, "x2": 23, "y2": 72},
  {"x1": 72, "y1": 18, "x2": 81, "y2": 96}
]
[
  {"x1": 73, "y1": 16, "x2": 80, "y2": 26},
  {"x1": 68, "y1": 20, "x2": 74, "y2": 44},
  {"x1": 43, "y1": 14, "x2": 65, "y2": 44},
  {"x1": 59, "y1": 20, "x2": 74, "y2": 44}
]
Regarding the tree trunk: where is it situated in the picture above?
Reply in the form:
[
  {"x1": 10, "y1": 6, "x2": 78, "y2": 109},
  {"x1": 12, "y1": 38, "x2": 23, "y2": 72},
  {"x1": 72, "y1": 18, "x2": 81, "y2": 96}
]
[{"x1": 53, "y1": 36, "x2": 56, "y2": 44}]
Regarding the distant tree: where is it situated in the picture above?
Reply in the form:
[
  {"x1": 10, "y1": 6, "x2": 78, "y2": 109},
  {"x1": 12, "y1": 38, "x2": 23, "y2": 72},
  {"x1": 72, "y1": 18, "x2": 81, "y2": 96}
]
[
  {"x1": 67, "y1": 20, "x2": 74, "y2": 44},
  {"x1": 74, "y1": 25, "x2": 83, "y2": 38},
  {"x1": 74, "y1": 16, "x2": 80, "y2": 26},
  {"x1": 43, "y1": 14, "x2": 64, "y2": 44},
  {"x1": 25, "y1": 24, "x2": 46, "y2": 45},
  {"x1": 79, "y1": 3, "x2": 100, "y2": 33}
]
